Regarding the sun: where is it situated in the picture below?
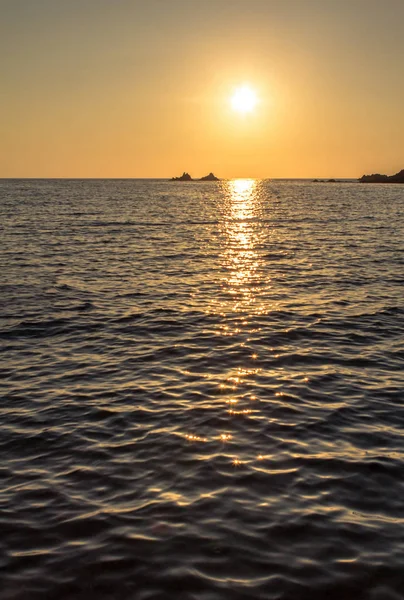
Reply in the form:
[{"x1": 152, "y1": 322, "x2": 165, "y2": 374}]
[{"x1": 231, "y1": 85, "x2": 258, "y2": 114}]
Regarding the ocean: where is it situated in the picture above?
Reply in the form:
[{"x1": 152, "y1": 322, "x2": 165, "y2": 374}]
[{"x1": 1, "y1": 178, "x2": 404, "y2": 600}]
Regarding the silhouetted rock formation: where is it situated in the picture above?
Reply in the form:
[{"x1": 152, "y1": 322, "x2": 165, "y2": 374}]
[
  {"x1": 170, "y1": 172, "x2": 220, "y2": 181},
  {"x1": 312, "y1": 178, "x2": 337, "y2": 183},
  {"x1": 199, "y1": 172, "x2": 219, "y2": 181},
  {"x1": 171, "y1": 172, "x2": 192, "y2": 181},
  {"x1": 359, "y1": 169, "x2": 404, "y2": 183}
]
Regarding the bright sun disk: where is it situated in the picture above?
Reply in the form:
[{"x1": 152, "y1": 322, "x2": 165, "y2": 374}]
[{"x1": 231, "y1": 85, "x2": 258, "y2": 114}]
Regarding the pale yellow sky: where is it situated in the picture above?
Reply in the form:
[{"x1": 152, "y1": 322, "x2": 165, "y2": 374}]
[{"x1": 1, "y1": 0, "x2": 403, "y2": 178}]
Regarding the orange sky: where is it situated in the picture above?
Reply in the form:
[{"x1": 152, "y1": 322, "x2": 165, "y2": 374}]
[{"x1": 1, "y1": 0, "x2": 404, "y2": 178}]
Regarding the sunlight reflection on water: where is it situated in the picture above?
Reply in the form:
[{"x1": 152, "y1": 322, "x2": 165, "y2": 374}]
[
  {"x1": 201, "y1": 180, "x2": 271, "y2": 464},
  {"x1": 213, "y1": 179, "x2": 272, "y2": 319}
]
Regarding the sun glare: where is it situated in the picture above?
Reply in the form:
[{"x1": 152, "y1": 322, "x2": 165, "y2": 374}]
[{"x1": 231, "y1": 85, "x2": 258, "y2": 114}]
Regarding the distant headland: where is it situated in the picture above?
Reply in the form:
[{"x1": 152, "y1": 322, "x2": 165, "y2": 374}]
[
  {"x1": 359, "y1": 169, "x2": 404, "y2": 183},
  {"x1": 171, "y1": 172, "x2": 219, "y2": 181}
]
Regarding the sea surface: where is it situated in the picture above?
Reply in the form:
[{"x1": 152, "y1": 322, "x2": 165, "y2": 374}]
[{"x1": 1, "y1": 178, "x2": 404, "y2": 600}]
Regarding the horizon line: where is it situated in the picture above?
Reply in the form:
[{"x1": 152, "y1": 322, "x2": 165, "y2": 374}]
[{"x1": 0, "y1": 176, "x2": 360, "y2": 181}]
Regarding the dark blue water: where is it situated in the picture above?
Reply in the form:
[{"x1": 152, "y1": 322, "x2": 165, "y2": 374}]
[{"x1": 1, "y1": 178, "x2": 404, "y2": 600}]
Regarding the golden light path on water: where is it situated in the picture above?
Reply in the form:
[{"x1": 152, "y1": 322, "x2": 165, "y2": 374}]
[
  {"x1": 221, "y1": 179, "x2": 267, "y2": 316},
  {"x1": 208, "y1": 179, "x2": 271, "y2": 318},
  {"x1": 188, "y1": 179, "x2": 275, "y2": 465},
  {"x1": 221, "y1": 180, "x2": 264, "y2": 462}
]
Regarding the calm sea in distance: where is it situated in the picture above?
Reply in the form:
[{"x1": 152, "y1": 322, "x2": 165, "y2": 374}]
[{"x1": 1, "y1": 178, "x2": 404, "y2": 600}]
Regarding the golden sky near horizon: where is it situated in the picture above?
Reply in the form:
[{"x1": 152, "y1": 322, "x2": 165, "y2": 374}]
[{"x1": 1, "y1": 0, "x2": 404, "y2": 178}]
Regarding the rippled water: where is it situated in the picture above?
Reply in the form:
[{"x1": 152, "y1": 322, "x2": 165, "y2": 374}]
[{"x1": 1, "y1": 178, "x2": 404, "y2": 600}]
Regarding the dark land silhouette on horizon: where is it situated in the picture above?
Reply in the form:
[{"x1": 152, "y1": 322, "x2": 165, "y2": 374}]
[
  {"x1": 171, "y1": 172, "x2": 219, "y2": 181},
  {"x1": 312, "y1": 179, "x2": 339, "y2": 183},
  {"x1": 359, "y1": 169, "x2": 404, "y2": 183},
  {"x1": 169, "y1": 171, "x2": 404, "y2": 183}
]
